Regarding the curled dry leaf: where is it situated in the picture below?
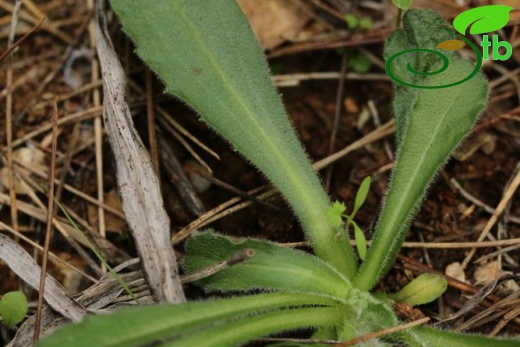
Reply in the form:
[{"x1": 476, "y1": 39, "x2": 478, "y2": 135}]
[
  {"x1": 236, "y1": 0, "x2": 311, "y2": 50},
  {"x1": 473, "y1": 260, "x2": 501, "y2": 285},
  {"x1": 445, "y1": 261, "x2": 466, "y2": 283}
]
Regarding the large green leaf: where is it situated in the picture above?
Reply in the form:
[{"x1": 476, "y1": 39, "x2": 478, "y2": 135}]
[
  {"x1": 164, "y1": 306, "x2": 341, "y2": 347},
  {"x1": 354, "y1": 10, "x2": 488, "y2": 291},
  {"x1": 109, "y1": 0, "x2": 356, "y2": 278},
  {"x1": 37, "y1": 292, "x2": 337, "y2": 347},
  {"x1": 184, "y1": 230, "x2": 351, "y2": 300},
  {"x1": 407, "y1": 326, "x2": 520, "y2": 347}
]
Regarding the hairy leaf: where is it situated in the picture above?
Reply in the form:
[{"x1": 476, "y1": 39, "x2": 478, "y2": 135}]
[
  {"x1": 110, "y1": 0, "x2": 356, "y2": 278},
  {"x1": 355, "y1": 10, "x2": 488, "y2": 291},
  {"x1": 165, "y1": 306, "x2": 341, "y2": 347},
  {"x1": 408, "y1": 326, "x2": 520, "y2": 347},
  {"x1": 388, "y1": 273, "x2": 447, "y2": 305},
  {"x1": 38, "y1": 292, "x2": 337, "y2": 347},
  {"x1": 352, "y1": 176, "x2": 371, "y2": 217},
  {"x1": 184, "y1": 231, "x2": 351, "y2": 299}
]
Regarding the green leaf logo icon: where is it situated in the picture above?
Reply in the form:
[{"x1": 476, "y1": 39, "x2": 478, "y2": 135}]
[{"x1": 453, "y1": 5, "x2": 514, "y2": 35}]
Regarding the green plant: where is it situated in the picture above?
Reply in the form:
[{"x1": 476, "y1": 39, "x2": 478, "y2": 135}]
[
  {"x1": 0, "y1": 291, "x2": 28, "y2": 329},
  {"x1": 38, "y1": 2, "x2": 519, "y2": 347},
  {"x1": 347, "y1": 52, "x2": 373, "y2": 73}
]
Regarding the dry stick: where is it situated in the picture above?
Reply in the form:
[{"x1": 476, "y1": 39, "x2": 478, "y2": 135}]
[
  {"x1": 325, "y1": 50, "x2": 347, "y2": 192},
  {"x1": 269, "y1": 237, "x2": 520, "y2": 249},
  {"x1": 146, "y1": 68, "x2": 161, "y2": 175},
  {"x1": 194, "y1": 169, "x2": 285, "y2": 212},
  {"x1": 368, "y1": 100, "x2": 393, "y2": 160},
  {"x1": 272, "y1": 72, "x2": 390, "y2": 87},
  {"x1": 157, "y1": 135, "x2": 207, "y2": 216},
  {"x1": 32, "y1": 80, "x2": 103, "y2": 110},
  {"x1": 335, "y1": 318, "x2": 430, "y2": 346},
  {"x1": 96, "y1": 0, "x2": 184, "y2": 303},
  {"x1": 450, "y1": 178, "x2": 520, "y2": 224},
  {"x1": 33, "y1": 101, "x2": 58, "y2": 345},
  {"x1": 0, "y1": 221, "x2": 96, "y2": 283},
  {"x1": 9, "y1": 168, "x2": 104, "y2": 277},
  {"x1": 491, "y1": 301, "x2": 520, "y2": 336},
  {"x1": 461, "y1": 163, "x2": 520, "y2": 269},
  {"x1": 0, "y1": 0, "x2": 72, "y2": 44},
  {"x1": 171, "y1": 185, "x2": 271, "y2": 244},
  {"x1": 0, "y1": 16, "x2": 45, "y2": 63},
  {"x1": 5, "y1": 0, "x2": 22, "y2": 244},
  {"x1": 454, "y1": 289, "x2": 520, "y2": 332},
  {"x1": 181, "y1": 249, "x2": 255, "y2": 283},
  {"x1": 7, "y1": 106, "x2": 102, "y2": 150},
  {"x1": 13, "y1": 156, "x2": 125, "y2": 218},
  {"x1": 157, "y1": 114, "x2": 213, "y2": 173},
  {"x1": 399, "y1": 238, "x2": 520, "y2": 249},
  {"x1": 87, "y1": 0, "x2": 106, "y2": 250},
  {"x1": 314, "y1": 119, "x2": 395, "y2": 171},
  {"x1": 475, "y1": 243, "x2": 520, "y2": 263}
]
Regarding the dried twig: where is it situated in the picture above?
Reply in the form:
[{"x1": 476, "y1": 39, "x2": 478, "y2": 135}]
[{"x1": 33, "y1": 102, "x2": 58, "y2": 343}]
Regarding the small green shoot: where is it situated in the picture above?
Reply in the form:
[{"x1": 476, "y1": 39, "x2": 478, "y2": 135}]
[
  {"x1": 392, "y1": 0, "x2": 413, "y2": 10},
  {"x1": 347, "y1": 53, "x2": 373, "y2": 73},
  {"x1": 0, "y1": 291, "x2": 28, "y2": 329},
  {"x1": 388, "y1": 273, "x2": 447, "y2": 305},
  {"x1": 345, "y1": 14, "x2": 358, "y2": 29},
  {"x1": 359, "y1": 17, "x2": 373, "y2": 30},
  {"x1": 327, "y1": 177, "x2": 371, "y2": 260},
  {"x1": 345, "y1": 14, "x2": 373, "y2": 31}
]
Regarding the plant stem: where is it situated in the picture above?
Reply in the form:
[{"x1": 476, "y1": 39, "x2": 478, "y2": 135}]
[{"x1": 277, "y1": 166, "x2": 358, "y2": 280}]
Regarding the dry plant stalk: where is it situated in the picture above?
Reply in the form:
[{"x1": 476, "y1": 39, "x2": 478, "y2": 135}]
[{"x1": 94, "y1": 1, "x2": 185, "y2": 303}]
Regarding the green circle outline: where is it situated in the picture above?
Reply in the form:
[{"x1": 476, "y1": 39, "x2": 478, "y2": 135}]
[{"x1": 385, "y1": 34, "x2": 483, "y2": 89}]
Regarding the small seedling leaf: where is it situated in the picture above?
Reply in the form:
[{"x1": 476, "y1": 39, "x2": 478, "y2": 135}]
[
  {"x1": 453, "y1": 5, "x2": 513, "y2": 35},
  {"x1": 345, "y1": 13, "x2": 358, "y2": 29},
  {"x1": 352, "y1": 177, "x2": 371, "y2": 217},
  {"x1": 0, "y1": 291, "x2": 28, "y2": 329},
  {"x1": 327, "y1": 201, "x2": 346, "y2": 227},
  {"x1": 359, "y1": 17, "x2": 373, "y2": 30},
  {"x1": 392, "y1": 0, "x2": 413, "y2": 10},
  {"x1": 437, "y1": 39, "x2": 465, "y2": 51},
  {"x1": 353, "y1": 223, "x2": 367, "y2": 260},
  {"x1": 347, "y1": 54, "x2": 372, "y2": 73},
  {"x1": 388, "y1": 273, "x2": 447, "y2": 305}
]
